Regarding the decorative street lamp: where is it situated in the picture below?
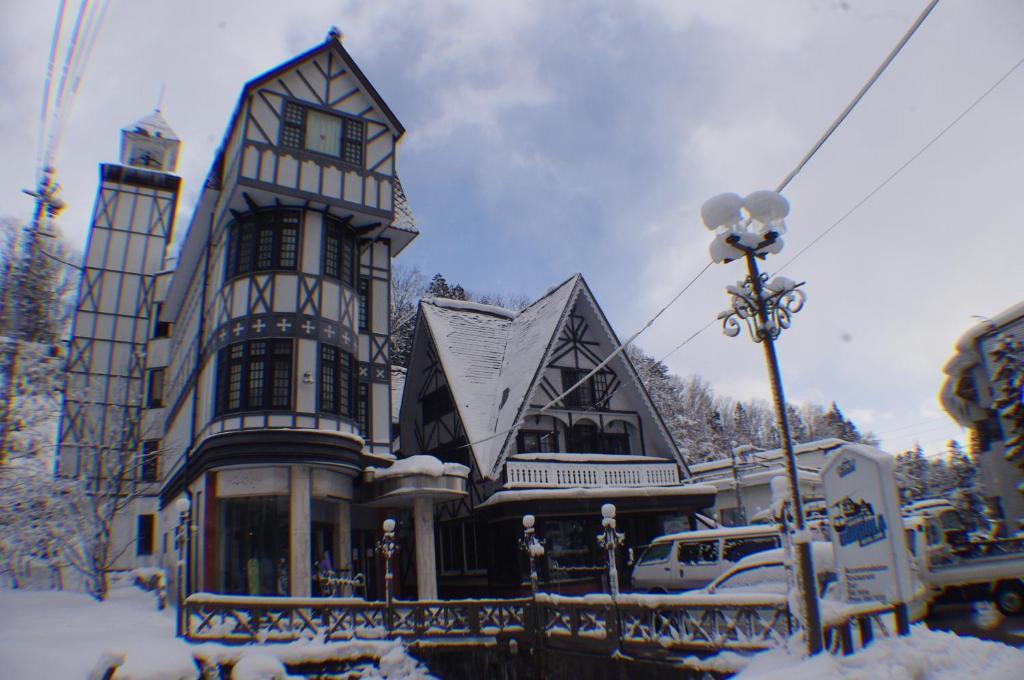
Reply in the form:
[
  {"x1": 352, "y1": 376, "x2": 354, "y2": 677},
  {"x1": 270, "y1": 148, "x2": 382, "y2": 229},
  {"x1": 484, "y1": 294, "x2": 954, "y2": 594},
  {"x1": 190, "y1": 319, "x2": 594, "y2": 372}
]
[
  {"x1": 376, "y1": 518, "x2": 398, "y2": 621},
  {"x1": 701, "y1": 190, "x2": 823, "y2": 656},
  {"x1": 596, "y1": 503, "x2": 625, "y2": 598},
  {"x1": 173, "y1": 495, "x2": 191, "y2": 638},
  {"x1": 520, "y1": 514, "x2": 544, "y2": 597}
]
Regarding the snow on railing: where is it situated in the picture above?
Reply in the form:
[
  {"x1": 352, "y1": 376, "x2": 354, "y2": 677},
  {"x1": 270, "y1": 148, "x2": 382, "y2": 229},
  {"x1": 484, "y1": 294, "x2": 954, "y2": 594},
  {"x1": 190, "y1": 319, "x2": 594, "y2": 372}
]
[{"x1": 504, "y1": 461, "x2": 679, "y2": 488}]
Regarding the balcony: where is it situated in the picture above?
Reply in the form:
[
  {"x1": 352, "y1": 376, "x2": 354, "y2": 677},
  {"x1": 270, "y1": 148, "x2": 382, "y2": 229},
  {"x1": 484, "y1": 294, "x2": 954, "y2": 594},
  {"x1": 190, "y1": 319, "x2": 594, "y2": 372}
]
[{"x1": 504, "y1": 458, "x2": 680, "y2": 489}]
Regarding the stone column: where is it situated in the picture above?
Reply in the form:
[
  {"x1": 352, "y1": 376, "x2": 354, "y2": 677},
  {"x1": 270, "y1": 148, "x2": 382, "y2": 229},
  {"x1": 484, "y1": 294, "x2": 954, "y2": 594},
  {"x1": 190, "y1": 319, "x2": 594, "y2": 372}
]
[
  {"x1": 289, "y1": 466, "x2": 311, "y2": 597},
  {"x1": 413, "y1": 496, "x2": 437, "y2": 600}
]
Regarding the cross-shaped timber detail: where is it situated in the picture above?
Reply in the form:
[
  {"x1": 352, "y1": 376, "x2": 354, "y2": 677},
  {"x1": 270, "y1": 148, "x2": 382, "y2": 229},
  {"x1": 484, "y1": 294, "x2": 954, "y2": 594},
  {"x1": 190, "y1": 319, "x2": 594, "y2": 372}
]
[
  {"x1": 277, "y1": 318, "x2": 292, "y2": 332},
  {"x1": 218, "y1": 328, "x2": 227, "y2": 342},
  {"x1": 301, "y1": 320, "x2": 316, "y2": 334},
  {"x1": 252, "y1": 319, "x2": 267, "y2": 333},
  {"x1": 323, "y1": 325, "x2": 335, "y2": 338},
  {"x1": 233, "y1": 322, "x2": 245, "y2": 336}
]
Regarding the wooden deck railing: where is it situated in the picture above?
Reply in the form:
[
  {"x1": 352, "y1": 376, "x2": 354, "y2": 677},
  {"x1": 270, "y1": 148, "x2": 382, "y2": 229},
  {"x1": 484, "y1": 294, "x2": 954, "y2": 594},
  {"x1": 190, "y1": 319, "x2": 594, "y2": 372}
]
[{"x1": 183, "y1": 592, "x2": 791, "y2": 655}]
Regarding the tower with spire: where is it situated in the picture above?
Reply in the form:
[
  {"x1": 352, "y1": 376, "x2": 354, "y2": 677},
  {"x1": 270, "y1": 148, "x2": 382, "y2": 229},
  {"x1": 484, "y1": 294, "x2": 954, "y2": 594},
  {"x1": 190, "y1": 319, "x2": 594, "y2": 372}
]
[{"x1": 56, "y1": 110, "x2": 183, "y2": 571}]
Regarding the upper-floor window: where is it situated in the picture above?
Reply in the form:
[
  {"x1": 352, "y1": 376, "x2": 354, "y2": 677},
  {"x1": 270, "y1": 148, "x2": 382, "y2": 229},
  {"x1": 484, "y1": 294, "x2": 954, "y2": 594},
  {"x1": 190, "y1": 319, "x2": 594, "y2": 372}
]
[
  {"x1": 358, "y1": 276, "x2": 371, "y2": 331},
  {"x1": 422, "y1": 386, "x2": 453, "y2": 424},
  {"x1": 153, "y1": 302, "x2": 171, "y2": 338},
  {"x1": 518, "y1": 430, "x2": 558, "y2": 453},
  {"x1": 216, "y1": 339, "x2": 293, "y2": 415},
  {"x1": 281, "y1": 101, "x2": 364, "y2": 166},
  {"x1": 147, "y1": 368, "x2": 165, "y2": 408},
  {"x1": 560, "y1": 368, "x2": 611, "y2": 410},
  {"x1": 323, "y1": 216, "x2": 357, "y2": 286},
  {"x1": 319, "y1": 344, "x2": 355, "y2": 418},
  {"x1": 225, "y1": 209, "x2": 299, "y2": 279},
  {"x1": 140, "y1": 440, "x2": 160, "y2": 482}
]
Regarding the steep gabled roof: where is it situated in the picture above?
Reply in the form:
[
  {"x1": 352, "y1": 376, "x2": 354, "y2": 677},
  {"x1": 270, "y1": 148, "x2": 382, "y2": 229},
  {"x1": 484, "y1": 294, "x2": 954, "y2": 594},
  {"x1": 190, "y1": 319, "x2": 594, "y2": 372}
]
[{"x1": 417, "y1": 277, "x2": 578, "y2": 478}]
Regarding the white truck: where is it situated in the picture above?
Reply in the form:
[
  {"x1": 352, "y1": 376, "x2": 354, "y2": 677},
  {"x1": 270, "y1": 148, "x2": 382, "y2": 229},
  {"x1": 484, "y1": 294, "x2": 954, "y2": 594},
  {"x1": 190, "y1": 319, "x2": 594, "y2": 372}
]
[{"x1": 902, "y1": 502, "x2": 1024, "y2": 616}]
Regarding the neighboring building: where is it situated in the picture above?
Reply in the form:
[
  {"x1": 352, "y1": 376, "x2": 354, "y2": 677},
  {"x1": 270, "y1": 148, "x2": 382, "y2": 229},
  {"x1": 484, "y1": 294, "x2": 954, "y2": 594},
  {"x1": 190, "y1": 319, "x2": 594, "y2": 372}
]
[
  {"x1": 58, "y1": 33, "x2": 435, "y2": 599},
  {"x1": 940, "y1": 302, "x2": 1024, "y2": 529},
  {"x1": 687, "y1": 439, "x2": 848, "y2": 526},
  {"x1": 396, "y1": 275, "x2": 715, "y2": 596}
]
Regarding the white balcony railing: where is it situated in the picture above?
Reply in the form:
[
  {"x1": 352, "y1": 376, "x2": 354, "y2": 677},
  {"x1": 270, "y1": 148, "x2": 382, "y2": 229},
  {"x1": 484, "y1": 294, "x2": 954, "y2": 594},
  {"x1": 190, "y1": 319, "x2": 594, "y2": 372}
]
[{"x1": 504, "y1": 461, "x2": 680, "y2": 489}]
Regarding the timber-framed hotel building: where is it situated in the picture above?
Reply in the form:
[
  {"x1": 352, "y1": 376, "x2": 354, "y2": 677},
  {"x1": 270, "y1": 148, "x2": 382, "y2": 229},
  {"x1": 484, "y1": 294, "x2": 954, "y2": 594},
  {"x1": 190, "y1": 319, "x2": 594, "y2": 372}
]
[{"x1": 58, "y1": 33, "x2": 715, "y2": 602}]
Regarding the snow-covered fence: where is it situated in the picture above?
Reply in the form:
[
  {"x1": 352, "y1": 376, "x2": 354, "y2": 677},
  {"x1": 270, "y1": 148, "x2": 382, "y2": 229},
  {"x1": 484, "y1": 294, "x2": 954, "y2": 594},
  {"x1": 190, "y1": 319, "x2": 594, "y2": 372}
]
[
  {"x1": 504, "y1": 460, "x2": 679, "y2": 488},
  {"x1": 821, "y1": 601, "x2": 910, "y2": 656},
  {"x1": 184, "y1": 594, "x2": 532, "y2": 644},
  {"x1": 183, "y1": 591, "x2": 791, "y2": 655}
]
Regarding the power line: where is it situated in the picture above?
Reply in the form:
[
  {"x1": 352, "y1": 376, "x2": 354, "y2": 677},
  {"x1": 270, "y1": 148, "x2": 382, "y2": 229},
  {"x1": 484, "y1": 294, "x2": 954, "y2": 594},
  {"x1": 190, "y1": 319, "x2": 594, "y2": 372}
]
[
  {"x1": 776, "y1": 0, "x2": 940, "y2": 193},
  {"x1": 776, "y1": 51, "x2": 1024, "y2": 274},
  {"x1": 871, "y1": 416, "x2": 948, "y2": 436}
]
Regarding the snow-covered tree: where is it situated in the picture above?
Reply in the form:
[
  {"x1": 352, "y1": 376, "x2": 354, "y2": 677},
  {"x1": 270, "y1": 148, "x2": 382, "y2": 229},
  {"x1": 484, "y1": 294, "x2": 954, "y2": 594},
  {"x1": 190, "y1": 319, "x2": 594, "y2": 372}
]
[
  {"x1": 390, "y1": 264, "x2": 428, "y2": 369},
  {"x1": 989, "y1": 332, "x2": 1024, "y2": 474},
  {"x1": 894, "y1": 445, "x2": 929, "y2": 502}
]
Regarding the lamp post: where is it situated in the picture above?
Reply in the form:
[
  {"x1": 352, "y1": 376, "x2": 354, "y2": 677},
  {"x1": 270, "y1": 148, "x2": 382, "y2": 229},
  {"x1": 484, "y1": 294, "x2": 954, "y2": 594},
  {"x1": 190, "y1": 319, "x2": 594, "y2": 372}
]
[
  {"x1": 520, "y1": 514, "x2": 544, "y2": 597},
  {"x1": 701, "y1": 190, "x2": 823, "y2": 655},
  {"x1": 173, "y1": 495, "x2": 191, "y2": 638},
  {"x1": 596, "y1": 503, "x2": 625, "y2": 598},
  {"x1": 376, "y1": 518, "x2": 398, "y2": 625}
]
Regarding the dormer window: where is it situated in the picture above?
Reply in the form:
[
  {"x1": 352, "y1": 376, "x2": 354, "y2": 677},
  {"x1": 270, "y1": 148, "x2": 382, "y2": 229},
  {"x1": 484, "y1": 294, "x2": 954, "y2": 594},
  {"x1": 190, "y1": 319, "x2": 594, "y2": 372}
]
[{"x1": 281, "y1": 101, "x2": 364, "y2": 167}]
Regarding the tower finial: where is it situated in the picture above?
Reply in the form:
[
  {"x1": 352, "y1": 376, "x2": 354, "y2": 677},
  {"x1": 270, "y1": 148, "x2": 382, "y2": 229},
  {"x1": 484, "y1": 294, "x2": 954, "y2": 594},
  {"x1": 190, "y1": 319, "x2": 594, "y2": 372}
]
[
  {"x1": 328, "y1": 26, "x2": 343, "y2": 42},
  {"x1": 156, "y1": 83, "x2": 165, "y2": 112}
]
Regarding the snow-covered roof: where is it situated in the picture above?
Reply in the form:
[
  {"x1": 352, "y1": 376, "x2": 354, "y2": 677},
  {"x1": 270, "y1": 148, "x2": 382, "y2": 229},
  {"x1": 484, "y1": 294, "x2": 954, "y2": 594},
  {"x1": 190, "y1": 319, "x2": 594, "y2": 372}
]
[
  {"x1": 418, "y1": 275, "x2": 579, "y2": 478},
  {"x1": 688, "y1": 438, "x2": 848, "y2": 476},
  {"x1": 124, "y1": 110, "x2": 179, "y2": 141},
  {"x1": 367, "y1": 454, "x2": 468, "y2": 480},
  {"x1": 652, "y1": 524, "x2": 781, "y2": 545},
  {"x1": 476, "y1": 483, "x2": 716, "y2": 508}
]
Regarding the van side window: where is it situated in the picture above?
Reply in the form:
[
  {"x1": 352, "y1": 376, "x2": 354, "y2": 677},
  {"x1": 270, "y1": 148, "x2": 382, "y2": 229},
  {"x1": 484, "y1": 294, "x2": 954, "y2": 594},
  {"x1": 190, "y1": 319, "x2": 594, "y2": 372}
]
[
  {"x1": 723, "y1": 536, "x2": 779, "y2": 563},
  {"x1": 677, "y1": 540, "x2": 718, "y2": 565}
]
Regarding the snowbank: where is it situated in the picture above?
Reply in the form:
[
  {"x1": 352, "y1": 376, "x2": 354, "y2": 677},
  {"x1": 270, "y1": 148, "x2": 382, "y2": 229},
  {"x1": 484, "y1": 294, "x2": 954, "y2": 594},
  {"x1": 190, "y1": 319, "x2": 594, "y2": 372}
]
[
  {"x1": 0, "y1": 586, "x2": 435, "y2": 679},
  {"x1": 367, "y1": 454, "x2": 469, "y2": 480},
  {"x1": 729, "y1": 624, "x2": 1024, "y2": 679}
]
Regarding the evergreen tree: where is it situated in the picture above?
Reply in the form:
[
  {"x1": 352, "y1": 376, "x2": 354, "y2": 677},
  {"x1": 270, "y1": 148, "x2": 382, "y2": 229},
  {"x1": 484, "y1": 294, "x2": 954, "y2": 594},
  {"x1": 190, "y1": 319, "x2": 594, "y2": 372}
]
[
  {"x1": 894, "y1": 444, "x2": 929, "y2": 502},
  {"x1": 947, "y1": 439, "x2": 985, "y2": 527},
  {"x1": 427, "y1": 273, "x2": 451, "y2": 299}
]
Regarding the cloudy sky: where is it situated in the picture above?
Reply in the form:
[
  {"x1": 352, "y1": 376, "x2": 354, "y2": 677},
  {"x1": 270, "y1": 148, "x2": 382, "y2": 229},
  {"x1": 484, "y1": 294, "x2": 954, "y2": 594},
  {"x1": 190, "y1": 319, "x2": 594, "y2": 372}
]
[{"x1": 2, "y1": 1, "x2": 1022, "y2": 456}]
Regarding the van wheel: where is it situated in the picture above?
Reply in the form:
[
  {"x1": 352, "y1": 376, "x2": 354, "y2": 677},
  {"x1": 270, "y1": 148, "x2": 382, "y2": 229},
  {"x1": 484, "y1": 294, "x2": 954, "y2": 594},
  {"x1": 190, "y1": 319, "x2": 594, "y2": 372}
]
[{"x1": 994, "y1": 582, "x2": 1024, "y2": 617}]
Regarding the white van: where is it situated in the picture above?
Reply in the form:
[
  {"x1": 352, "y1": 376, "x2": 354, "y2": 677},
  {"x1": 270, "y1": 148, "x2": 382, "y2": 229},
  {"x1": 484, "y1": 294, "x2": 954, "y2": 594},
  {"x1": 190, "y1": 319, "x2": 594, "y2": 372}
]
[{"x1": 630, "y1": 525, "x2": 782, "y2": 592}]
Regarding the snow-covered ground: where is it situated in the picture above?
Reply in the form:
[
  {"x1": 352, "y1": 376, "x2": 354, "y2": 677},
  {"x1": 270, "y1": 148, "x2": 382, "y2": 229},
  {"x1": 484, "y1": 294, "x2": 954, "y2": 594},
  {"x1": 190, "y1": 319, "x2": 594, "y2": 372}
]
[
  {"x1": 703, "y1": 624, "x2": 1024, "y2": 679},
  {"x1": 0, "y1": 585, "x2": 435, "y2": 679}
]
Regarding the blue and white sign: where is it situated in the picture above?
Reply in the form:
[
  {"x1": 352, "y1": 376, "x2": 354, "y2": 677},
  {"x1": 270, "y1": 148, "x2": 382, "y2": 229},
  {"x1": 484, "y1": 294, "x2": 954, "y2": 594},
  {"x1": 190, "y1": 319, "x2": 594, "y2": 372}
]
[{"x1": 821, "y1": 444, "x2": 914, "y2": 605}]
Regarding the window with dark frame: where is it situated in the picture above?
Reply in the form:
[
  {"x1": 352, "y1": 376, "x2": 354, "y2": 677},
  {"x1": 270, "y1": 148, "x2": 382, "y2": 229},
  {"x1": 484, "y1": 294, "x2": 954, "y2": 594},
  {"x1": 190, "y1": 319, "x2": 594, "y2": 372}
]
[
  {"x1": 517, "y1": 430, "x2": 558, "y2": 453},
  {"x1": 225, "y1": 210, "x2": 299, "y2": 279},
  {"x1": 323, "y1": 216, "x2": 357, "y2": 286},
  {"x1": 440, "y1": 520, "x2": 485, "y2": 575},
  {"x1": 137, "y1": 514, "x2": 155, "y2": 556},
  {"x1": 216, "y1": 339, "x2": 293, "y2": 415},
  {"x1": 568, "y1": 422, "x2": 599, "y2": 453},
  {"x1": 422, "y1": 386, "x2": 453, "y2": 423},
  {"x1": 358, "y1": 276, "x2": 371, "y2": 331},
  {"x1": 319, "y1": 344, "x2": 355, "y2": 418},
  {"x1": 560, "y1": 368, "x2": 611, "y2": 410},
  {"x1": 280, "y1": 101, "x2": 365, "y2": 166},
  {"x1": 357, "y1": 383, "x2": 370, "y2": 436},
  {"x1": 147, "y1": 368, "x2": 165, "y2": 408},
  {"x1": 153, "y1": 302, "x2": 171, "y2": 338},
  {"x1": 140, "y1": 440, "x2": 159, "y2": 482}
]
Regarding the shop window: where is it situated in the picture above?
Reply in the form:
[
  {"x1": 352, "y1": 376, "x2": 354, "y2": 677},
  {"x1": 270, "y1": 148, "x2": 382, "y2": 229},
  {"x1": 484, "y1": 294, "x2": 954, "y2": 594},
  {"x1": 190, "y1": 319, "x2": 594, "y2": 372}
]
[
  {"x1": 218, "y1": 496, "x2": 290, "y2": 595},
  {"x1": 440, "y1": 520, "x2": 485, "y2": 575}
]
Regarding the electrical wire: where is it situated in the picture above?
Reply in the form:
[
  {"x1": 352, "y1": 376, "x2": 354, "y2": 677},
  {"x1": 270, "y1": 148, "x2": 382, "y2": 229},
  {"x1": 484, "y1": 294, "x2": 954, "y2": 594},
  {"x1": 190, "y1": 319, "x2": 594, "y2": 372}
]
[
  {"x1": 36, "y1": 0, "x2": 68, "y2": 179},
  {"x1": 775, "y1": 51, "x2": 1024, "y2": 274},
  {"x1": 44, "y1": 0, "x2": 89, "y2": 169},
  {"x1": 775, "y1": 0, "x2": 940, "y2": 193}
]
